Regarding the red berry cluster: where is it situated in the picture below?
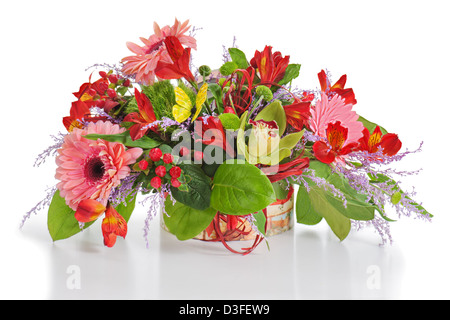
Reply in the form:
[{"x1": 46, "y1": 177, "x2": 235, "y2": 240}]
[{"x1": 141, "y1": 148, "x2": 183, "y2": 189}]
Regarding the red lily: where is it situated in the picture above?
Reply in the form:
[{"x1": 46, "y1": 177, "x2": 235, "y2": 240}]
[
  {"x1": 74, "y1": 199, "x2": 127, "y2": 248},
  {"x1": 313, "y1": 121, "x2": 359, "y2": 164},
  {"x1": 358, "y1": 126, "x2": 402, "y2": 156},
  {"x1": 155, "y1": 36, "x2": 195, "y2": 84},
  {"x1": 283, "y1": 97, "x2": 311, "y2": 131},
  {"x1": 261, "y1": 154, "x2": 310, "y2": 182},
  {"x1": 250, "y1": 46, "x2": 290, "y2": 86},
  {"x1": 318, "y1": 69, "x2": 357, "y2": 105},
  {"x1": 195, "y1": 116, "x2": 235, "y2": 157},
  {"x1": 123, "y1": 88, "x2": 158, "y2": 140}
]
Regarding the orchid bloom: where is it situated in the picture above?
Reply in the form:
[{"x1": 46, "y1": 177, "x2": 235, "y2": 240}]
[
  {"x1": 75, "y1": 199, "x2": 127, "y2": 247},
  {"x1": 318, "y1": 69, "x2": 357, "y2": 105},
  {"x1": 123, "y1": 88, "x2": 158, "y2": 140},
  {"x1": 248, "y1": 119, "x2": 280, "y2": 161},
  {"x1": 358, "y1": 126, "x2": 402, "y2": 156},
  {"x1": 250, "y1": 46, "x2": 290, "y2": 86},
  {"x1": 313, "y1": 121, "x2": 359, "y2": 164},
  {"x1": 155, "y1": 36, "x2": 196, "y2": 85}
]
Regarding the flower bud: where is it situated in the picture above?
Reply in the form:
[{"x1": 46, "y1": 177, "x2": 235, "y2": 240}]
[
  {"x1": 150, "y1": 176, "x2": 161, "y2": 189},
  {"x1": 256, "y1": 86, "x2": 273, "y2": 101},
  {"x1": 199, "y1": 65, "x2": 211, "y2": 77},
  {"x1": 150, "y1": 148, "x2": 163, "y2": 162},
  {"x1": 155, "y1": 165, "x2": 166, "y2": 177}
]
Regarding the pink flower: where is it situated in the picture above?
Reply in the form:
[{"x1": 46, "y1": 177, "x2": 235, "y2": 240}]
[
  {"x1": 55, "y1": 121, "x2": 143, "y2": 210},
  {"x1": 309, "y1": 92, "x2": 364, "y2": 144},
  {"x1": 121, "y1": 18, "x2": 197, "y2": 85}
]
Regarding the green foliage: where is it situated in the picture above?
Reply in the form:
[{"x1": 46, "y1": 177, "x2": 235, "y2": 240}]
[
  {"x1": 210, "y1": 160, "x2": 276, "y2": 215},
  {"x1": 163, "y1": 198, "x2": 217, "y2": 241},
  {"x1": 85, "y1": 131, "x2": 161, "y2": 149},
  {"x1": 278, "y1": 64, "x2": 301, "y2": 86},
  {"x1": 141, "y1": 80, "x2": 176, "y2": 120},
  {"x1": 358, "y1": 115, "x2": 388, "y2": 135},
  {"x1": 170, "y1": 164, "x2": 212, "y2": 210},
  {"x1": 228, "y1": 48, "x2": 249, "y2": 69},
  {"x1": 208, "y1": 83, "x2": 224, "y2": 112}
]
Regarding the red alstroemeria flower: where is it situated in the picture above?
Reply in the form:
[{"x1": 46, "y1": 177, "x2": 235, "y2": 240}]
[
  {"x1": 261, "y1": 155, "x2": 310, "y2": 182},
  {"x1": 155, "y1": 36, "x2": 195, "y2": 84},
  {"x1": 63, "y1": 101, "x2": 91, "y2": 132},
  {"x1": 75, "y1": 199, "x2": 127, "y2": 248},
  {"x1": 123, "y1": 88, "x2": 158, "y2": 140},
  {"x1": 283, "y1": 97, "x2": 311, "y2": 131},
  {"x1": 101, "y1": 205, "x2": 128, "y2": 248},
  {"x1": 313, "y1": 121, "x2": 359, "y2": 164},
  {"x1": 195, "y1": 116, "x2": 235, "y2": 157},
  {"x1": 250, "y1": 46, "x2": 290, "y2": 86},
  {"x1": 73, "y1": 72, "x2": 119, "y2": 112},
  {"x1": 358, "y1": 126, "x2": 402, "y2": 156},
  {"x1": 318, "y1": 69, "x2": 357, "y2": 105}
]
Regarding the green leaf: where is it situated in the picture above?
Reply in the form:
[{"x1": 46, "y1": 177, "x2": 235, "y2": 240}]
[
  {"x1": 307, "y1": 186, "x2": 352, "y2": 241},
  {"x1": 47, "y1": 190, "x2": 95, "y2": 241},
  {"x1": 114, "y1": 194, "x2": 137, "y2": 223},
  {"x1": 170, "y1": 164, "x2": 212, "y2": 210},
  {"x1": 211, "y1": 160, "x2": 276, "y2": 215},
  {"x1": 278, "y1": 129, "x2": 304, "y2": 150},
  {"x1": 207, "y1": 83, "x2": 224, "y2": 113},
  {"x1": 296, "y1": 185, "x2": 323, "y2": 225},
  {"x1": 358, "y1": 115, "x2": 388, "y2": 135},
  {"x1": 85, "y1": 131, "x2": 161, "y2": 149},
  {"x1": 272, "y1": 180, "x2": 289, "y2": 200},
  {"x1": 163, "y1": 199, "x2": 217, "y2": 241},
  {"x1": 220, "y1": 61, "x2": 238, "y2": 76},
  {"x1": 252, "y1": 210, "x2": 266, "y2": 236},
  {"x1": 228, "y1": 48, "x2": 249, "y2": 69},
  {"x1": 278, "y1": 64, "x2": 301, "y2": 86},
  {"x1": 254, "y1": 99, "x2": 287, "y2": 135}
]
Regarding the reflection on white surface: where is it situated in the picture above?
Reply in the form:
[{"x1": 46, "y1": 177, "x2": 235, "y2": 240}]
[{"x1": 25, "y1": 211, "x2": 405, "y2": 300}]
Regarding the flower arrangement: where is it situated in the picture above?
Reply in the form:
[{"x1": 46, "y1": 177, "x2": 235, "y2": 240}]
[{"x1": 23, "y1": 18, "x2": 431, "y2": 254}]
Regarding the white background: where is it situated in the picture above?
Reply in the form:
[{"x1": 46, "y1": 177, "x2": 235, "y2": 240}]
[{"x1": 1, "y1": 0, "x2": 449, "y2": 299}]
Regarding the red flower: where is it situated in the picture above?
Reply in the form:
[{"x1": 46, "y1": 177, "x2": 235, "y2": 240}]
[
  {"x1": 250, "y1": 46, "x2": 290, "y2": 86},
  {"x1": 261, "y1": 155, "x2": 310, "y2": 183},
  {"x1": 102, "y1": 205, "x2": 128, "y2": 248},
  {"x1": 62, "y1": 101, "x2": 91, "y2": 132},
  {"x1": 358, "y1": 126, "x2": 402, "y2": 156},
  {"x1": 123, "y1": 88, "x2": 158, "y2": 140},
  {"x1": 313, "y1": 121, "x2": 359, "y2": 164},
  {"x1": 74, "y1": 200, "x2": 127, "y2": 248},
  {"x1": 73, "y1": 72, "x2": 119, "y2": 112},
  {"x1": 195, "y1": 116, "x2": 235, "y2": 157},
  {"x1": 318, "y1": 69, "x2": 357, "y2": 105},
  {"x1": 283, "y1": 97, "x2": 311, "y2": 131},
  {"x1": 154, "y1": 36, "x2": 195, "y2": 84}
]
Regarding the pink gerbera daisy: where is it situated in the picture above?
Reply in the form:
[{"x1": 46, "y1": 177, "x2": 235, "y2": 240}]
[
  {"x1": 55, "y1": 121, "x2": 143, "y2": 211},
  {"x1": 121, "y1": 18, "x2": 197, "y2": 85},
  {"x1": 309, "y1": 92, "x2": 364, "y2": 144}
]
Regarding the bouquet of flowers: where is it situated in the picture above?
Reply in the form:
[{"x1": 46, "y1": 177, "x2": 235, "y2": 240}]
[{"x1": 23, "y1": 18, "x2": 431, "y2": 254}]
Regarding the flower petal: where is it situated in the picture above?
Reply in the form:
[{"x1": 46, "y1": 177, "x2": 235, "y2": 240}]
[{"x1": 74, "y1": 199, "x2": 106, "y2": 223}]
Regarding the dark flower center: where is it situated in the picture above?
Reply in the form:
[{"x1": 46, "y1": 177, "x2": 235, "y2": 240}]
[
  {"x1": 85, "y1": 157, "x2": 105, "y2": 182},
  {"x1": 145, "y1": 39, "x2": 164, "y2": 54}
]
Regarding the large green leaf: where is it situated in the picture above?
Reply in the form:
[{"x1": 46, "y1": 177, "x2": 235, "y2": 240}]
[
  {"x1": 228, "y1": 47, "x2": 249, "y2": 69},
  {"x1": 307, "y1": 186, "x2": 352, "y2": 241},
  {"x1": 210, "y1": 160, "x2": 276, "y2": 215},
  {"x1": 163, "y1": 198, "x2": 217, "y2": 241},
  {"x1": 114, "y1": 194, "x2": 137, "y2": 223},
  {"x1": 208, "y1": 83, "x2": 224, "y2": 112},
  {"x1": 85, "y1": 131, "x2": 161, "y2": 149},
  {"x1": 47, "y1": 190, "x2": 95, "y2": 241},
  {"x1": 278, "y1": 64, "x2": 301, "y2": 86},
  {"x1": 296, "y1": 186, "x2": 323, "y2": 225},
  {"x1": 170, "y1": 164, "x2": 212, "y2": 210}
]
